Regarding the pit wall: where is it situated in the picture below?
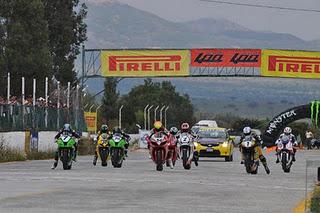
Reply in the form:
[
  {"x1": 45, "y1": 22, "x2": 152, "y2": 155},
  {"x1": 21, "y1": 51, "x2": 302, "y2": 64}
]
[{"x1": 0, "y1": 131, "x2": 139, "y2": 153}]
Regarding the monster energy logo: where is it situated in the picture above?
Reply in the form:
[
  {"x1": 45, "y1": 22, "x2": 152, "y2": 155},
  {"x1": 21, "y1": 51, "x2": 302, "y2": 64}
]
[{"x1": 311, "y1": 101, "x2": 320, "y2": 127}]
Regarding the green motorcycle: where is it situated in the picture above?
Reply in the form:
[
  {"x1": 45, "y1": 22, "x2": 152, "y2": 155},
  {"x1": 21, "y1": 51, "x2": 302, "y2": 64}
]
[
  {"x1": 109, "y1": 133, "x2": 126, "y2": 168},
  {"x1": 56, "y1": 134, "x2": 76, "y2": 170}
]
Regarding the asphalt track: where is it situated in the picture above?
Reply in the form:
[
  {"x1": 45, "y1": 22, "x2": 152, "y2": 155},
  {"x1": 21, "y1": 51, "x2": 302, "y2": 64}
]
[{"x1": 0, "y1": 149, "x2": 319, "y2": 213}]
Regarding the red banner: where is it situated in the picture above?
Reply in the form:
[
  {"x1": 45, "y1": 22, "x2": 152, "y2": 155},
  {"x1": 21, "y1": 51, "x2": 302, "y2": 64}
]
[{"x1": 191, "y1": 49, "x2": 261, "y2": 67}]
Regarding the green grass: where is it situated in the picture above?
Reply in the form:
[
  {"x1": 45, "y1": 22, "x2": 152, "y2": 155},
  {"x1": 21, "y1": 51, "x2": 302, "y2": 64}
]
[{"x1": 310, "y1": 186, "x2": 320, "y2": 213}]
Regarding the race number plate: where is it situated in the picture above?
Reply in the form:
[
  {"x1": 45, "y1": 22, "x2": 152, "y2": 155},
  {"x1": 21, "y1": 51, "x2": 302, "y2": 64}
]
[{"x1": 207, "y1": 148, "x2": 213, "y2": 152}]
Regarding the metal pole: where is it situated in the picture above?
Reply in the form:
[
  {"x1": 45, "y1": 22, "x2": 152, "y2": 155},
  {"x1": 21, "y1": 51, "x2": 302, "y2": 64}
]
[
  {"x1": 96, "y1": 104, "x2": 103, "y2": 134},
  {"x1": 144, "y1": 104, "x2": 149, "y2": 130},
  {"x1": 22, "y1": 77, "x2": 25, "y2": 129},
  {"x1": 45, "y1": 77, "x2": 48, "y2": 106},
  {"x1": 7, "y1": 73, "x2": 10, "y2": 104},
  {"x1": 22, "y1": 77, "x2": 25, "y2": 106},
  {"x1": 67, "y1": 82, "x2": 70, "y2": 109},
  {"x1": 119, "y1": 105, "x2": 124, "y2": 129},
  {"x1": 45, "y1": 77, "x2": 48, "y2": 128},
  {"x1": 81, "y1": 45, "x2": 85, "y2": 88},
  {"x1": 57, "y1": 81, "x2": 60, "y2": 129},
  {"x1": 154, "y1": 105, "x2": 159, "y2": 122},
  {"x1": 147, "y1": 105, "x2": 154, "y2": 130},
  {"x1": 33, "y1": 78, "x2": 36, "y2": 107},
  {"x1": 75, "y1": 84, "x2": 79, "y2": 129},
  {"x1": 160, "y1": 105, "x2": 166, "y2": 123},
  {"x1": 89, "y1": 104, "x2": 95, "y2": 112},
  {"x1": 164, "y1": 106, "x2": 169, "y2": 128}
]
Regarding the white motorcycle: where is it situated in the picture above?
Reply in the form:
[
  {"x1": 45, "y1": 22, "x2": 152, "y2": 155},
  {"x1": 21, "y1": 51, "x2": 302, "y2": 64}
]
[
  {"x1": 276, "y1": 135, "x2": 294, "y2": 173},
  {"x1": 177, "y1": 132, "x2": 196, "y2": 170}
]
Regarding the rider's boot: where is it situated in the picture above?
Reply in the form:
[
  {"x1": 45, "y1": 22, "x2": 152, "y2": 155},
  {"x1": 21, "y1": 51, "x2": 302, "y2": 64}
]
[
  {"x1": 260, "y1": 156, "x2": 270, "y2": 174},
  {"x1": 51, "y1": 151, "x2": 59, "y2": 169},
  {"x1": 93, "y1": 155, "x2": 97, "y2": 166},
  {"x1": 276, "y1": 155, "x2": 280, "y2": 164},
  {"x1": 292, "y1": 154, "x2": 296, "y2": 162},
  {"x1": 51, "y1": 160, "x2": 58, "y2": 169}
]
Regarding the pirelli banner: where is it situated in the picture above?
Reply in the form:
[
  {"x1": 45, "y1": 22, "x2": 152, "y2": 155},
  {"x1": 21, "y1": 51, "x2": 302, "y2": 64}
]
[
  {"x1": 261, "y1": 50, "x2": 320, "y2": 79},
  {"x1": 101, "y1": 50, "x2": 190, "y2": 77}
]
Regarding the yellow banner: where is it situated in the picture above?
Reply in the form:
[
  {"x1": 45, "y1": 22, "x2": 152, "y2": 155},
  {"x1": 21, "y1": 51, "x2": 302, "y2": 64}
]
[
  {"x1": 101, "y1": 50, "x2": 190, "y2": 77},
  {"x1": 84, "y1": 112, "x2": 97, "y2": 133},
  {"x1": 261, "y1": 49, "x2": 320, "y2": 79}
]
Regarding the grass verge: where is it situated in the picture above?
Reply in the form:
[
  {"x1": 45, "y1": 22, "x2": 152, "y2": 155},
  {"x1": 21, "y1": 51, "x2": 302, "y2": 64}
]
[{"x1": 310, "y1": 185, "x2": 320, "y2": 213}]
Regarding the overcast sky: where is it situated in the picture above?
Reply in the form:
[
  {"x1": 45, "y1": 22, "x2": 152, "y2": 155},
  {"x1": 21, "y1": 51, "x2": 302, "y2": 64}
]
[{"x1": 111, "y1": 0, "x2": 320, "y2": 41}]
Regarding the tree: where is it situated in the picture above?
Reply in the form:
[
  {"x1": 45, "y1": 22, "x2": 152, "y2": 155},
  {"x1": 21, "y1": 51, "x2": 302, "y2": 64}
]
[
  {"x1": 42, "y1": 0, "x2": 87, "y2": 86},
  {"x1": 101, "y1": 78, "x2": 120, "y2": 125},
  {"x1": 120, "y1": 79, "x2": 195, "y2": 132},
  {"x1": 0, "y1": 0, "x2": 52, "y2": 97}
]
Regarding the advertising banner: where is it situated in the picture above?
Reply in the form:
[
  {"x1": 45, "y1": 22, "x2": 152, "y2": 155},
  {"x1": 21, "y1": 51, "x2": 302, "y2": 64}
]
[
  {"x1": 261, "y1": 50, "x2": 320, "y2": 79},
  {"x1": 138, "y1": 130, "x2": 149, "y2": 149},
  {"x1": 101, "y1": 50, "x2": 190, "y2": 77},
  {"x1": 191, "y1": 49, "x2": 261, "y2": 67},
  {"x1": 84, "y1": 112, "x2": 97, "y2": 133}
]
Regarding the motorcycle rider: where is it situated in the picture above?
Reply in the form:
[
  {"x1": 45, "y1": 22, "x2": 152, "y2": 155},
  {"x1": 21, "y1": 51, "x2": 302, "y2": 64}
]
[
  {"x1": 275, "y1": 127, "x2": 298, "y2": 163},
  {"x1": 51, "y1": 123, "x2": 80, "y2": 169},
  {"x1": 176, "y1": 122, "x2": 199, "y2": 166},
  {"x1": 239, "y1": 126, "x2": 270, "y2": 174},
  {"x1": 170, "y1": 126, "x2": 179, "y2": 137},
  {"x1": 93, "y1": 124, "x2": 110, "y2": 166},
  {"x1": 148, "y1": 121, "x2": 169, "y2": 139},
  {"x1": 108, "y1": 126, "x2": 131, "y2": 158}
]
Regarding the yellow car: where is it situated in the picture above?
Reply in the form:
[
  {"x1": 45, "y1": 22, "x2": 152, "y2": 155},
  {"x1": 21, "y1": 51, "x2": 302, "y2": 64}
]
[{"x1": 194, "y1": 127, "x2": 234, "y2": 161}]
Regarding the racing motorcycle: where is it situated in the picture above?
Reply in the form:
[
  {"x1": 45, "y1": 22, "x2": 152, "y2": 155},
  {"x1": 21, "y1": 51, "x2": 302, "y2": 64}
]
[
  {"x1": 240, "y1": 135, "x2": 259, "y2": 174},
  {"x1": 276, "y1": 135, "x2": 294, "y2": 173},
  {"x1": 109, "y1": 133, "x2": 127, "y2": 168},
  {"x1": 56, "y1": 134, "x2": 77, "y2": 170},
  {"x1": 147, "y1": 132, "x2": 170, "y2": 171},
  {"x1": 96, "y1": 133, "x2": 109, "y2": 167},
  {"x1": 177, "y1": 132, "x2": 195, "y2": 170},
  {"x1": 166, "y1": 133, "x2": 178, "y2": 169}
]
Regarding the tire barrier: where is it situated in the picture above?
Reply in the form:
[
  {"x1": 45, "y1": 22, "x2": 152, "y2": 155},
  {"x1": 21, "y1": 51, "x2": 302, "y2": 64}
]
[{"x1": 262, "y1": 102, "x2": 318, "y2": 147}]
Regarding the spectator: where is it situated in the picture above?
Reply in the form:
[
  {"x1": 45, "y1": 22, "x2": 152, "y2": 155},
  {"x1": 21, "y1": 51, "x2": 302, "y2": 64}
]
[{"x1": 306, "y1": 130, "x2": 314, "y2": 150}]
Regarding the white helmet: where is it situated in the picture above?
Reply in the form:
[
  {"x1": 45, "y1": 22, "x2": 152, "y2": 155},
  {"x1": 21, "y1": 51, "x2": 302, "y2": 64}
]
[
  {"x1": 284, "y1": 127, "x2": 292, "y2": 135},
  {"x1": 243, "y1": 126, "x2": 251, "y2": 135}
]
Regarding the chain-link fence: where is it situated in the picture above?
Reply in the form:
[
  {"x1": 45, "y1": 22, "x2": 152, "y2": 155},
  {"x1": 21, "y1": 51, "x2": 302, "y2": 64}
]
[{"x1": 0, "y1": 104, "x2": 87, "y2": 132}]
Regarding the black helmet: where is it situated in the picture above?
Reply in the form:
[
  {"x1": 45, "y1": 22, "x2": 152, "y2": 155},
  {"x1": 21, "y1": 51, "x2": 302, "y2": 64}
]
[
  {"x1": 170, "y1": 127, "x2": 178, "y2": 135},
  {"x1": 113, "y1": 127, "x2": 122, "y2": 134},
  {"x1": 101, "y1": 124, "x2": 108, "y2": 133}
]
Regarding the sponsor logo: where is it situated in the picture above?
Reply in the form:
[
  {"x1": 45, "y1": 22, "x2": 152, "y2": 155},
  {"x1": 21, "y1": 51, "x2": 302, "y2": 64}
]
[
  {"x1": 268, "y1": 56, "x2": 320, "y2": 73},
  {"x1": 194, "y1": 52, "x2": 259, "y2": 64},
  {"x1": 109, "y1": 55, "x2": 182, "y2": 72},
  {"x1": 311, "y1": 101, "x2": 320, "y2": 127},
  {"x1": 266, "y1": 110, "x2": 297, "y2": 134}
]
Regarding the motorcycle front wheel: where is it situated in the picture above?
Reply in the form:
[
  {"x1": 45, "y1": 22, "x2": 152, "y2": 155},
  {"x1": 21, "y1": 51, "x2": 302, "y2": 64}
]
[{"x1": 156, "y1": 150, "x2": 163, "y2": 171}]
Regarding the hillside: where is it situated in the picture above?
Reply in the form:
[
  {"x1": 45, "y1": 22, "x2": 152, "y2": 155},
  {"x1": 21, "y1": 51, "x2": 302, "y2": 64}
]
[{"x1": 84, "y1": 1, "x2": 319, "y2": 50}]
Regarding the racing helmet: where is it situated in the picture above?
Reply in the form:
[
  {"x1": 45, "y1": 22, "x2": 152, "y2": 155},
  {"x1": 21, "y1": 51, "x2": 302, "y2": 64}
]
[
  {"x1": 170, "y1": 127, "x2": 178, "y2": 135},
  {"x1": 113, "y1": 126, "x2": 122, "y2": 134},
  {"x1": 284, "y1": 127, "x2": 292, "y2": 135},
  {"x1": 243, "y1": 126, "x2": 251, "y2": 135},
  {"x1": 101, "y1": 124, "x2": 108, "y2": 133},
  {"x1": 181, "y1": 122, "x2": 190, "y2": 132},
  {"x1": 63, "y1": 123, "x2": 71, "y2": 132},
  {"x1": 154, "y1": 121, "x2": 163, "y2": 130}
]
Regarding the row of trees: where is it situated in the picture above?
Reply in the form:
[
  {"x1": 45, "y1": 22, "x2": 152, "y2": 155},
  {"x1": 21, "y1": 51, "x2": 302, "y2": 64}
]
[
  {"x1": 0, "y1": 0, "x2": 87, "y2": 97},
  {"x1": 100, "y1": 78, "x2": 195, "y2": 132}
]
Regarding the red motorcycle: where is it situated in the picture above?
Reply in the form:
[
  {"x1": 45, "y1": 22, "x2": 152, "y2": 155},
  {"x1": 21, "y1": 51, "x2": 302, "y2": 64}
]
[
  {"x1": 166, "y1": 133, "x2": 178, "y2": 169},
  {"x1": 147, "y1": 132, "x2": 170, "y2": 171}
]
